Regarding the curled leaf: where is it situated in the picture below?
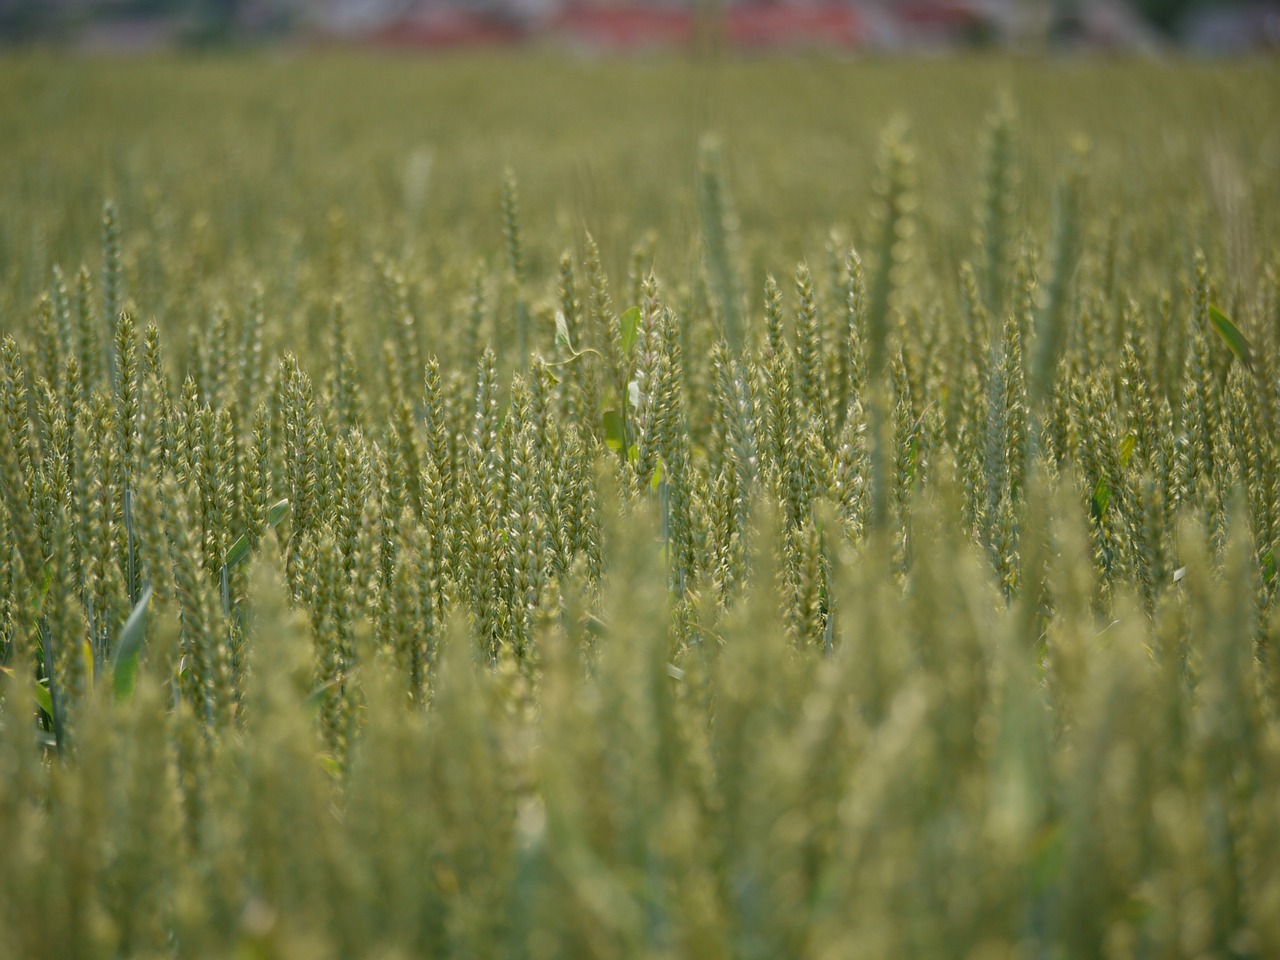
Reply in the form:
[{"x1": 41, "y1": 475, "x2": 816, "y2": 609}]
[{"x1": 110, "y1": 585, "x2": 153, "y2": 701}]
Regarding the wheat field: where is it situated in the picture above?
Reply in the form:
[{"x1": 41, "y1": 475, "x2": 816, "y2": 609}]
[{"x1": 1, "y1": 54, "x2": 1279, "y2": 959}]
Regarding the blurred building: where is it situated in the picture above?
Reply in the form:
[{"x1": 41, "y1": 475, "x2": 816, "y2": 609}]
[
  {"x1": 1180, "y1": 1, "x2": 1280, "y2": 50},
  {"x1": 300, "y1": 0, "x2": 1181, "y2": 52},
  {"x1": 308, "y1": 0, "x2": 1030, "y2": 51},
  {"x1": 3, "y1": 0, "x2": 1267, "y2": 52}
]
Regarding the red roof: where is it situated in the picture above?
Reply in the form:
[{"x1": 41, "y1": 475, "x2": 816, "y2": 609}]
[
  {"x1": 895, "y1": 0, "x2": 990, "y2": 27},
  {"x1": 552, "y1": 6, "x2": 693, "y2": 50},
  {"x1": 370, "y1": 12, "x2": 525, "y2": 49},
  {"x1": 727, "y1": 3, "x2": 867, "y2": 48},
  {"x1": 551, "y1": 2, "x2": 869, "y2": 51}
]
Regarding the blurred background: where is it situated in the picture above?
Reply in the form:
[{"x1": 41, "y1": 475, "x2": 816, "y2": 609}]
[{"x1": 0, "y1": 0, "x2": 1277, "y2": 55}]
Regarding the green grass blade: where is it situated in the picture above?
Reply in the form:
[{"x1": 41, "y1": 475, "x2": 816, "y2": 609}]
[
  {"x1": 1208, "y1": 304, "x2": 1254, "y2": 370},
  {"x1": 266, "y1": 499, "x2": 290, "y2": 528},
  {"x1": 619, "y1": 306, "x2": 641, "y2": 357},
  {"x1": 223, "y1": 534, "x2": 250, "y2": 569},
  {"x1": 110, "y1": 585, "x2": 153, "y2": 702}
]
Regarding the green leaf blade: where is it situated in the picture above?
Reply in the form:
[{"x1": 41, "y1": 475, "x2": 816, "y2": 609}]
[
  {"x1": 223, "y1": 534, "x2": 250, "y2": 570},
  {"x1": 266, "y1": 499, "x2": 290, "y2": 528},
  {"x1": 34, "y1": 679, "x2": 53, "y2": 718},
  {"x1": 110, "y1": 585, "x2": 153, "y2": 702},
  {"x1": 1208, "y1": 304, "x2": 1254, "y2": 371},
  {"x1": 619, "y1": 306, "x2": 641, "y2": 356},
  {"x1": 602, "y1": 410, "x2": 625, "y2": 451}
]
